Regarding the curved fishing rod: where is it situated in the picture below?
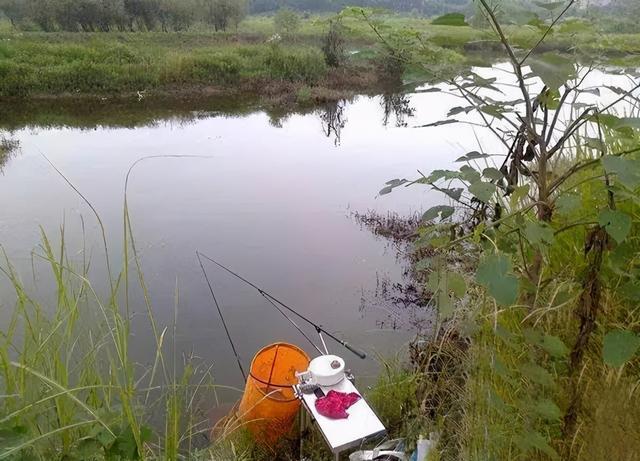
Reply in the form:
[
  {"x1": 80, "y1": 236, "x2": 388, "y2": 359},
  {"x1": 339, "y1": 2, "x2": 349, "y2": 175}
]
[{"x1": 196, "y1": 251, "x2": 367, "y2": 360}]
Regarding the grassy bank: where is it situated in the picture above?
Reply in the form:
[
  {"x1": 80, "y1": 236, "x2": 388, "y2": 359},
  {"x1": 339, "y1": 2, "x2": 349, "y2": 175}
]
[
  {"x1": 1, "y1": 13, "x2": 640, "y2": 101},
  {"x1": 0, "y1": 36, "x2": 330, "y2": 97}
]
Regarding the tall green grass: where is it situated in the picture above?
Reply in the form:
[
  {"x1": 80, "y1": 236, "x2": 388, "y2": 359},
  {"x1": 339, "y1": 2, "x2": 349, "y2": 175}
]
[
  {"x1": 2, "y1": 14, "x2": 640, "y2": 98},
  {"x1": 0, "y1": 37, "x2": 327, "y2": 96},
  {"x1": 0, "y1": 160, "x2": 249, "y2": 460}
]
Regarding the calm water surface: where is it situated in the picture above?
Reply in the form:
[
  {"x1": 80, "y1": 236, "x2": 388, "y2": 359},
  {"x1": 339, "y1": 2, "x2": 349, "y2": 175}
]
[{"x1": 0, "y1": 65, "x2": 632, "y2": 394}]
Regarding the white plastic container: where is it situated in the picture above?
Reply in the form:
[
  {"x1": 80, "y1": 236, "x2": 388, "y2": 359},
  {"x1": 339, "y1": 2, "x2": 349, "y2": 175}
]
[{"x1": 298, "y1": 354, "x2": 345, "y2": 386}]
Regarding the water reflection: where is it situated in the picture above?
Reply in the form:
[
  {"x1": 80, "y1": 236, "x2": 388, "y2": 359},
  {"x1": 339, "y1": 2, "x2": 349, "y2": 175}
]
[
  {"x1": 381, "y1": 93, "x2": 415, "y2": 128},
  {"x1": 319, "y1": 100, "x2": 348, "y2": 146},
  {"x1": 0, "y1": 136, "x2": 19, "y2": 173},
  {"x1": 0, "y1": 93, "x2": 416, "y2": 146}
]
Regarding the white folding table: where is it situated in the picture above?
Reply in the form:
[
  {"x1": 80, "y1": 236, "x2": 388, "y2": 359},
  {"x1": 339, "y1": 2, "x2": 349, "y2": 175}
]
[{"x1": 294, "y1": 377, "x2": 386, "y2": 460}]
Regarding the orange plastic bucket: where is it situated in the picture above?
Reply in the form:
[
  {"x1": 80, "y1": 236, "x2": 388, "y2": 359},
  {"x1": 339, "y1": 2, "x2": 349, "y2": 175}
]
[{"x1": 237, "y1": 342, "x2": 310, "y2": 444}]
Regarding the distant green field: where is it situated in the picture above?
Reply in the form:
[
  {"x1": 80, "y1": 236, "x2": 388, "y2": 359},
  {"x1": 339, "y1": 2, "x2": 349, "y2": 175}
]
[{"x1": 0, "y1": 13, "x2": 639, "y2": 98}]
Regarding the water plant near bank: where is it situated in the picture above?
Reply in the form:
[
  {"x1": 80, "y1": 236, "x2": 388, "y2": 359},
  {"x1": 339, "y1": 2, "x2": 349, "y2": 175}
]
[{"x1": 379, "y1": 0, "x2": 640, "y2": 458}]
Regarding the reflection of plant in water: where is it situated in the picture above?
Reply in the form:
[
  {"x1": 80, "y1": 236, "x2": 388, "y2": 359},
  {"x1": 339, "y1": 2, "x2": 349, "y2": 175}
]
[
  {"x1": 319, "y1": 100, "x2": 347, "y2": 146},
  {"x1": 0, "y1": 136, "x2": 19, "y2": 172},
  {"x1": 381, "y1": 93, "x2": 415, "y2": 127}
]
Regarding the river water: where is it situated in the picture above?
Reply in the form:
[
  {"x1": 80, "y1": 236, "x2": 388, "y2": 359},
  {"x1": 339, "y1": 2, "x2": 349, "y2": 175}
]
[{"x1": 0, "y1": 64, "x2": 634, "y2": 395}]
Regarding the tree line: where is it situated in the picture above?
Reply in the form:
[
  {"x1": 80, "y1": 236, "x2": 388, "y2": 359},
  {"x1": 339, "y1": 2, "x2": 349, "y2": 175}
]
[
  {"x1": 0, "y1": 0, "x2": 248, "y2": 32},
  {"x1": 0, "y1": 0, "x2": 475, "y2": 31}
]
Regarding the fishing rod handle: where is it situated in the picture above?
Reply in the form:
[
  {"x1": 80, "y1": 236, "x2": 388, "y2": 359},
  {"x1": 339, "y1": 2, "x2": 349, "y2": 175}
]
[{"x1": 343, "y1": 342, "x2": 367, "y2": 360}]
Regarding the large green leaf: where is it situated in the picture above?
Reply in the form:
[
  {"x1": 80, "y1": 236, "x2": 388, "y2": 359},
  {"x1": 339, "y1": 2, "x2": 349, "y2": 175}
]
[
  {"x1": 432, "y1": 12, "x2": 468, "y2": 26},
  {"x1": 598, "y1": 209, "x2": 632, "y2": 244},
  {"x1": 520, "y1": 362, "x2": 555, "y2": 387},
  {"x1": 532, "y1": 398, "x2": 562, "y2": 421},
  {"x1": 423, "y1": 205, "x2": 455, "y2": 221},
  {"x1": 448, "y1": 106, "x2": 474, "y2": 116},
  {"x1": 475, "y1": 253, "x2": 519, "y2": 305},
  {"x1": 469, "y1": 181, "x2": 496, "y2": 203},
  {"x1": 442, "y1": 187, "x2": 463, "y2": 201},
  {"x1": 427, "y1": 269, "x2": 466, "y2": 319},
  {"x1": 379, "y1": 178, "x2": 408, "y2": 195},
  {"x1": 555, "y1": 193, "x2": 580, "y2": 215},
  {"x1": 540, "y1": 334, "x2": 569, "y2": 358},
  {"x1": 483, "y1": 167, "x2": 504, "y2": 181},
  {"x1": 602, "y1": 155, "x2": 640, "y2": 190},
  {"x1": 426, "y1": 169, "x2": 461, "y2": 182},
  {"x1": 529, "y1": 53, "x2": 575, "y2": 90},
  {"x1": 480, "y1": 104, "x2": 507, "y2": 119},
  {"x1": 603, "y1": 330, "x2": 640, "y2": 368},
  {"x1": 515, "y1": 431, "x2": 560, "y2": 460},
  {"x1": 455, "y1": 151, "x2": 491, "y2": 162},
  {"x1": 460, "y1": 165, "x2": 482, "y2": 183},
  {"x1": 524, "y1": 221, "x2": 555, "y2": 246},
  {"x1": 449, "y1": 272, "x2": 467, "y2": 298}
]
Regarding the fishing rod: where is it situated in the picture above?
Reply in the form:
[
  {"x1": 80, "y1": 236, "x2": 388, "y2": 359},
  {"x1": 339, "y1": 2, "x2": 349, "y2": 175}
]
[
  {"x1": 260, "y1": 293, "x2": 325, "y2": 355},
  {"x1": 197, "y1": 252, "x2": 247, "y2": 381},
  {"x1": 196, "y1": 251, "x2": 367, "y2": 360}
]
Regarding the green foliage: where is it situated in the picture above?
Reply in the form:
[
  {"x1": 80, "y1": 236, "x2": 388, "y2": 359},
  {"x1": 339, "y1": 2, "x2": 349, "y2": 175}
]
[
  {"x1": 265, "y1": 44, "x2": 326, "y2": 82},
  {"x1": 274, "y1": 8, "x2": 300, "y2": 36},
  {"x1": 321, "y1": 17, "x2": 345, "y2": 67},
  {"x1": 431, "y1": 13, "x2": 468, "y2": 27},
  {"x1": 524, "y1": 221, "x2": 555, "y2": 247},
  {"x1": 202, "y1": 0, "x2": 247, "y2": 32},
  {"x1": 0, "y1": 201, "x2": 242, "y2": 460},
  {"x1": 468, "y1": 180, "x2": 495, "y2": 203},
  {"x1": 475, "y1": 253, "x2": 519, "y2": 305},
  {"x1": 601, "y1": 155, "x2": 640, "y2": 190},
  {"x1": 529, "y1": 52, "x2": 575, "y2": 90},
  {"x1": 602, "y1": 330, "x2": 640, "y2": 368},
  {"x1": 0, "y1": 0, "x2": 249, "y2": 32},
  {"x1": 0, "y1": 37, "x2": 328, "y2": 95},
  {"x1": 427, "y1": 263, "x2": 467, "y2": 318},
  {"x1": 598, "y1": 209, "x2": 632, "y2": 244},
  {"x1": 423, "y1": 205, "x2": 455, "y2": 222}
]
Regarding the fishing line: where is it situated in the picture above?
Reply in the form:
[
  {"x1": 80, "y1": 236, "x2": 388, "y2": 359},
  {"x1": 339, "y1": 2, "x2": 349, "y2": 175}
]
[
  {"x1": 196, "y1": 251, "x2": 246, "y2": 381},
  {"x1": 196, "y1": 251, "x2": 367, "y2": 360},
  {"x1": 260, "y1": 292, "x2": 324, "y2": 355}
]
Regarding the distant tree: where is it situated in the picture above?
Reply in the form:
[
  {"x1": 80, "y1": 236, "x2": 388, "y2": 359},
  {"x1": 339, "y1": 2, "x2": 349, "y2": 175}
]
[
  {"x1": 28, "y1": 0, "x2": 58, "y2": 31},
  {"x1": 124, "y1": 0, "x2": 160, "y2": 30},
  {"x1": 229, "y1": 0, "x2": 247, "y2": 29},
  {"x1": 0, "y1": 0, "x2": 28, "y2": 27},
  {"x1": 201, "y1": 0, "x2": 245, "y2": 31},
  {"x1": 99, "y1": 0, "x2": 129, "y2": 31},
  {"x1": 274, "y1": 8, "x2": 300, "y2": 36},
  {"x1": 159, "y1": 0, "x2": 195, "y2": 31}
]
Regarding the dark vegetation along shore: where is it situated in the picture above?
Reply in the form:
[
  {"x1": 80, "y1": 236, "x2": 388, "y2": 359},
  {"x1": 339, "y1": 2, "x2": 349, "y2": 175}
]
[{"x1": 2, "y1": 0, "x2": 640, "y2": 460}]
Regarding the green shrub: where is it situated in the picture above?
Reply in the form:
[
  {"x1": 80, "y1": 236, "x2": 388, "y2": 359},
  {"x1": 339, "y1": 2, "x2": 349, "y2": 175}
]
[
  {"x1": 190, "y1": 53, "x2": 242, "y2": 84},
  {"x1": 265, "y1": 46, "x2": 326, "y2": 83},
  {"x1": 273, "y1": 8, "x2": 301, "y2": 36},
  {"x1": 0, "y1": 61, "x2": 33, "y2": 96}
]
